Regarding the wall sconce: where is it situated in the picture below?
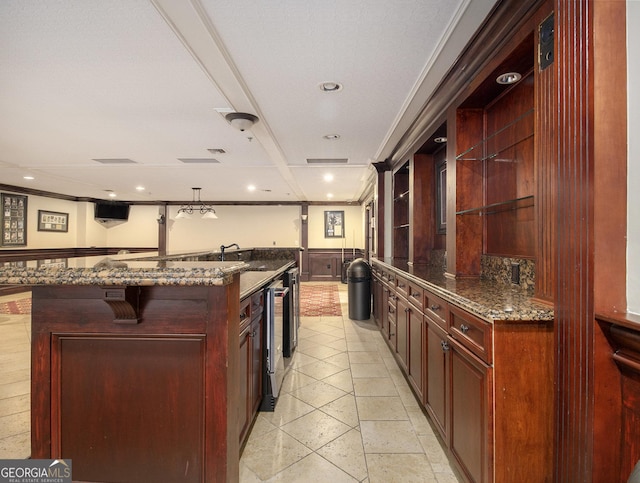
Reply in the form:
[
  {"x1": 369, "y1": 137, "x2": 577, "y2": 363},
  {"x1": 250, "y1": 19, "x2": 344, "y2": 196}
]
[{"x1": 301, "y1": 214, "x2": 308, "y2": 223}]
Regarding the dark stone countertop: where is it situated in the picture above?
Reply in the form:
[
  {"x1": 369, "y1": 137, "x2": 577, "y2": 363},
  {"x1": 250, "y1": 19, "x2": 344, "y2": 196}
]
[
  {"x1": 0, "y1": 250, "x2": 296, "y2": 289},
  {"x1": 372, "y1": 258, "x2": 554, "y2": 323}
]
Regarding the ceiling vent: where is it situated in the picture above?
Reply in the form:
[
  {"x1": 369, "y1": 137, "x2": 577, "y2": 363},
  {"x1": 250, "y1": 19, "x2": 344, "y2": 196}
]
[
  {"x1": 207, "y1": 148, "x2": 227, "y2": 154},
  {"x1": 306, "y1": 158, "x2": 349, "y2": 164},
  {"x1": 178, "y1": 158, "x2": 221, "y2": 164},
  {"x1": 92, "y1": 158, "x2": 137, "y2": 164}
]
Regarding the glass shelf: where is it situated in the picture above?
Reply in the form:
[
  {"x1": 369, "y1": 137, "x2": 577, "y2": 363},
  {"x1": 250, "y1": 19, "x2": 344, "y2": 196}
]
[
  {"x1": 456, "y1": 195, "x2": 534, "y2": 216},
  {"x1": 456, "y1": 108, "x2": 534, "y2": 162}
]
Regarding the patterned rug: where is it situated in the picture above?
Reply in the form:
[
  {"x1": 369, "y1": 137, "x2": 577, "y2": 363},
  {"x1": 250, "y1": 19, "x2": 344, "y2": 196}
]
[
  {"x1": 0, "y1": 298, "x2": 31, "y2": 315},
  {"x1": 300, "y1": 284, "x2": 342, "y2": 317}
]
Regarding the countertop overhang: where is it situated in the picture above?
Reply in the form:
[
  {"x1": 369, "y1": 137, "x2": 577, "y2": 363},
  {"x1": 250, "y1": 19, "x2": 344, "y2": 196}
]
[{"x1": 0, "y1": 250, "x2": 295, "y2": 288}]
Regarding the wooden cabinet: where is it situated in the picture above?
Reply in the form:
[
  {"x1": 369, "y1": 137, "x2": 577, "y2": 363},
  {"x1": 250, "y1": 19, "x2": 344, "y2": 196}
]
[
  {"x1": 239, "y1": 291, "x2": 264, "y2": 448},
  {"x1": 450, "y1": 337, "x2": 492, "y2": 483},
  {"x1": 31, "y1": 282, "x2": 242, "y2": 483},
  {"x1": 395, "y1": 297, "x2": 409, "y2": 370},
  {"x1": 371, "y1": 260, "x2": 553, "y2": 483},
  {"x1": 425, "y1": 317, "x2": 449, "y2": 443}
]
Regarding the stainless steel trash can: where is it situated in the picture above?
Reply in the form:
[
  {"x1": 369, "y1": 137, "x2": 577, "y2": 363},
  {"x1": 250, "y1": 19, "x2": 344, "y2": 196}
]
[{"x1": 347, "y1": 258, "x2": 371, "y2": 320}]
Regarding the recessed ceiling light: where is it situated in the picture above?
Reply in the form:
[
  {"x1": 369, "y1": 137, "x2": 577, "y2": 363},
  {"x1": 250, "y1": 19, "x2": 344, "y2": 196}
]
[
  {"x1": 247, "y1": 185, "x2": 256, "y2": 192},
  {"x1": 496, "y1": 72, "x2": 522, "y2": 85},
  {"x1": 324, "y1": 173, "x2": 334, "y2": 182},
  {"x1": 23, "y1": 175, "x2": 34, "y2": 180},
  {"x1": 108, "y1": 192, "x2": 117, "y2": 198},
  {"x1": 434, "y1": 137, "x2": 447, "y2": 143},
  {"x1": 318, "y1": 81, "x2": 343, "y2": 92},
  {"x1": 323, "y1": 134, "x2": 340, "y2": 140},
  {"x1": 327, "y1": 193, "x2": 334, "y2": 199},
  {"x1": 136, "y1": 186, "x2": 145, "y2": 191}
]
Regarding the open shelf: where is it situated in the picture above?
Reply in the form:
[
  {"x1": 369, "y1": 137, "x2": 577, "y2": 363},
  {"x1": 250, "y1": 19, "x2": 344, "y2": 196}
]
[
  {"x1": 456, "y1": 195, "x2": 534, "y2": 216},
  {"x1": 456, "y1": 108, "x2": 534, "y2": 162}
]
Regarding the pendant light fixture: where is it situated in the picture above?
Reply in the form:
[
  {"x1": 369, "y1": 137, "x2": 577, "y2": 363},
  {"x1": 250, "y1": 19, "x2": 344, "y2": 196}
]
[{"x1": 175, "y1": 188, "x2": 218, "y2": 219}]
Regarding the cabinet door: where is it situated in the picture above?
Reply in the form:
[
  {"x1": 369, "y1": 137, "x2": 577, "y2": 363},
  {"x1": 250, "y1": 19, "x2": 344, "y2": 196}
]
[
  {"x1": 249, "y1": 315, "x2": 263, "y2": 417},
  {"x1": 381, "y1": 286, "x2": 390, "y2": 336},
  {"x1": 407, "y1": 311, "x2": 424, "y2": 400},
  {"x1": 395, "y1": 297, "x2": 409, "y2": 370},
  {"x1": 450, "y1": 337, "x2": 492, "y2": 483},
  {"x1": 372, "y1": 277, "x2": 383, "y2": 329},
  {"x1": 238, "y1": 323, "x2": 251, "y2": 445},
  {"x1": 425, "y1": 318, "x2": 448, "y2": 443}
]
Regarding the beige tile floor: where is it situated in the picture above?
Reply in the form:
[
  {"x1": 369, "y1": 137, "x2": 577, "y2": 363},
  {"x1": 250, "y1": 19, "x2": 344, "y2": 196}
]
[
  {"x1": 0, "y1": 284, "x2": 460, "y2": 482},
  {"x1": 240, "y1": 283, "x2": 460, "y2": 483},
  {"x1": 0, "y1": 291, "x2": 31, "y2": 459}
]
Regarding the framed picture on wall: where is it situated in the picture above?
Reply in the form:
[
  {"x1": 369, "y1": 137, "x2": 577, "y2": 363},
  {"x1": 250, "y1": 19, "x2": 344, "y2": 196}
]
[
  {"x1": 1, "y1": 193, "x2": 27, "y2": 247},
  {"x1": 37, "y1": 210, "x2": 69, "y2": 232},
  {"x1": 324, "y1": 210, "x2": 344, "y2": 238}
]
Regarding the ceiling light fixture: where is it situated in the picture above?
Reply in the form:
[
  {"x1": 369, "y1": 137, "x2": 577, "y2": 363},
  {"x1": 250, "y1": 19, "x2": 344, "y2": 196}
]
[
  {"x1": 175, "y1": 188, "x2": 218, "y2": 220},
  {"x1": 324, "y1": 173, "x2": 334, "y2": 182},
  {"x1": 323, "y1": 134, "x2": 341, "y2": 140},
  {"x1": 23, "y1": 175, "x2": 35, "y2": 180},
  {"x1": 225, "y1": 112, "x2": 259, "y2": 132},
  {"x1": 496, "y1": 72, "x2": 522, "y2": 85},
  {"x1": 318, "y1": 81, "x2": 343, "y2": 92}
]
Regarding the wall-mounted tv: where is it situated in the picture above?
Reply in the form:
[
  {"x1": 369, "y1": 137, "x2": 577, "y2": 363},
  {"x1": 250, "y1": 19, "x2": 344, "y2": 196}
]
[{"x1": 94, "y1": 201, "x2": 130, "y2": 222}]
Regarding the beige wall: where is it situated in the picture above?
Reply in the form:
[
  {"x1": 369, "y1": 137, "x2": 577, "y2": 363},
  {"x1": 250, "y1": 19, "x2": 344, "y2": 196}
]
[{"x1": 1, "y1": 190, "x2": 367, "y2": 254}]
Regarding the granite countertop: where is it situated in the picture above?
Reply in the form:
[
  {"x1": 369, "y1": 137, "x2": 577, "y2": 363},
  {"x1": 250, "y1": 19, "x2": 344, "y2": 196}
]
[
  {"x1": 372, "y1": 258, "x2": 554, "y2": 323},
  {"x1": 0, "y1": 250, "x2": 294, "y2": 288}
]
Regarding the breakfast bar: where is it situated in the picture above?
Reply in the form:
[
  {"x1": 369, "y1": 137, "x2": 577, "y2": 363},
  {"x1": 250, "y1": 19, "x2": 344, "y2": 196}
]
[{"x1": 0, "y1": 251, "x2": 295, "y2": 483}]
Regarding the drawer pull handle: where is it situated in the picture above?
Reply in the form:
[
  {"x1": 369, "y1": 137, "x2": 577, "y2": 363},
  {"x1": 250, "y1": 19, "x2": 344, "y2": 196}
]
[
  {"x1": 249, "y1": 330, "x2": 257, "y2": 338},
  {"x1": 460, "y1": 324, "x2": 470, "y2": 333},
  {"x1": 441, "y1": 340, "x2": 450, "y2": 352},
  {"x1": 398, "y1": 283, "x2": 405, "y2": 288},
  {"x1": 411, "y1": 292, "x2": 420, "y2": 298},
  {"x1": 404, "y1": 307, "x2": 410, "y2": 313},
  {"x1": 430, "y1": 304, "x2": 441, "y2": 311}
]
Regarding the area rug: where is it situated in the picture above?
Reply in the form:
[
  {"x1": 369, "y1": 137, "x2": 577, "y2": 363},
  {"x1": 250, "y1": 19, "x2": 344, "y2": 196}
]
[
  {"x1": 300, "y1": 284, "x2": 342, "y2": 317},
  {"x1": 0, "y1": 298, "x2": 31, "y2": 315}
]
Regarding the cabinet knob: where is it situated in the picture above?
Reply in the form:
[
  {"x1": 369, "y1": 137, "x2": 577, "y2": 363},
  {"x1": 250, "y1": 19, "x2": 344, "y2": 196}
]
[
  {"x1": 441, "y1": 340, "x2": 450, "y2": 352},
  {"x1": 459, "y1": 324, "x2": 470, "y2": 334},
  {"x1": 404, "y1": 307, "x2": 410, "y2": 313},
  {"x1": 430, "y1": 304, "x2": 440, "y2": 311},
  {"x1": 411, "y1": 292, "x2": 419, "y2": 298},
  {"x1": 249, "y1": 330, "x2": 257, "y2": 338}
]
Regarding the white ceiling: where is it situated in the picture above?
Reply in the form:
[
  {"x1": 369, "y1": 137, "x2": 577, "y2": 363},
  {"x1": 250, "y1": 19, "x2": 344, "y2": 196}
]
[{"x1": 0, "y1": 0, "x2": 497, "y2": 204}]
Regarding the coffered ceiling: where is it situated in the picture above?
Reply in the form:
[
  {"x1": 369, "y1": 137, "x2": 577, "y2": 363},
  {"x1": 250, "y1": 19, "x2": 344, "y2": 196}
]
[{"x1": 0, "y1": 0, "x2": 497, "y2": 204}]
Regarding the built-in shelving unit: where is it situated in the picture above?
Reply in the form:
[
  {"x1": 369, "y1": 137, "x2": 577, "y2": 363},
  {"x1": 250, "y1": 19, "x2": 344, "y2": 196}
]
[{"x1": 392, "y1": 162, "x2": 410, "y2": 259}]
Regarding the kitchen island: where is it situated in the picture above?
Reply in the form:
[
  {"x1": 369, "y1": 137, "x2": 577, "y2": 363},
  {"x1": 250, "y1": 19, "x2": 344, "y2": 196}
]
[{"x1": 0, "y1": 251, "x2": 295, "y2": 483}]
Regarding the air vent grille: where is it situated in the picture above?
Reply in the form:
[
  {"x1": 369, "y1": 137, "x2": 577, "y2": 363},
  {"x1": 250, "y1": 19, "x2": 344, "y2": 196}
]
[
  {"x1": 178, "y1": 158, "x2": 221, "y2": 164},
  {"x1": 306, "y1": 158, "x2": 349, "y2": 164},
  {"x1": 207, "y1": 148, "x2": 227, "y2": 154},
  {"x1": 92, "y1": 158, "x2": 137, "y2": 164}
]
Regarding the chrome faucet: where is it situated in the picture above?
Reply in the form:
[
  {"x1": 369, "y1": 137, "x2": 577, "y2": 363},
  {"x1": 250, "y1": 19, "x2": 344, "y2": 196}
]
[{"x1": 220, "y1": 243, "x2": 240, "y2": 261}]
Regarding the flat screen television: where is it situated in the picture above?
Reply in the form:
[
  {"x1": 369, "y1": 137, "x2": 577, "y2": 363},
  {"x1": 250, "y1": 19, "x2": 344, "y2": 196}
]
[{"x1": 94, "y1": 201, "x2": 130, "y2": 221}]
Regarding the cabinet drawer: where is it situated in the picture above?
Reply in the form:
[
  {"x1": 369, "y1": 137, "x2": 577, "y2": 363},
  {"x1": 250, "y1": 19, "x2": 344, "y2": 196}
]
[
  {"x1": 407, "y1": 282, "x2": 424, "y2": 311},
  {"x1": 425, "y1": 291, "x2": 448, "y2": 330},
  {"x1": 449, "y1": 306, "x2": 492, "y2": 364},
  {"x1": 250, "y1": 291, "x2": 264, "y2": 320},
  {"x1": 395, "y1": 276, "x2": 409, "y2": 299},
  {"x1": 239, "y1": 296, "x2": 252, "y2": 330}
]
